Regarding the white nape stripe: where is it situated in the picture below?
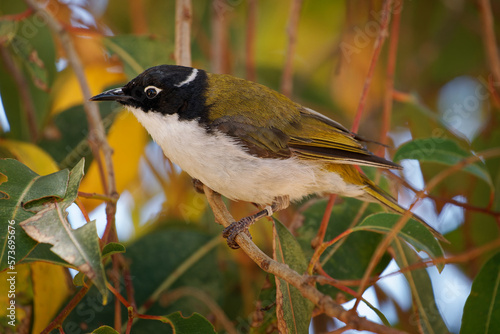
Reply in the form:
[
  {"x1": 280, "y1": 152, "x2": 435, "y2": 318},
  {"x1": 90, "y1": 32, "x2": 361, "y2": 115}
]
[{"x1": 174, "y1": 68, "x2": 198, "y2": 87}]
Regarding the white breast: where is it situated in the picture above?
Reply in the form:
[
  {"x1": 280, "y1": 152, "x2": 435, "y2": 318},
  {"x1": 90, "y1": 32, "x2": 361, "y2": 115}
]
[{"x1": 128, "y1": 107, "x2": 365, "y2": 204}]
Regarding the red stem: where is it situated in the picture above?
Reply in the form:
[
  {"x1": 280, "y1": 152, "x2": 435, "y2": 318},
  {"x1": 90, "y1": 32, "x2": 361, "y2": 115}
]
[
  {"x1": 351, "y1": 0, "x2": 394, "y2": 133},
  {"x1": 41, "y1": 286, "x2": 90, "y2": 334},
  {"x1": 280, "y1": 0, "x2": 303, "y2": 97},
  {"x1": 378, "y1": 0, "x2": 402, "y2": 153},
  {"x1": 0, "y1": 8, "x2": 33, "y2": 21},
  {"x1": 245, "y1": 0, "x2": 257, "y2": 81}
]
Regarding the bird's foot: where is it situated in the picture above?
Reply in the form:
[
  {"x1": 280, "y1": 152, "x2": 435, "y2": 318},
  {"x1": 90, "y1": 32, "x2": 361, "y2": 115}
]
[
  {"x1": 221, "y1": 195, "x2": 290, "y2": 249},
  {"x1": 222, "y1": 217, "x2": 254, "y2": 249},
  {"x1": 192, "y1": 178, "x2": 205, "y2": 194}
]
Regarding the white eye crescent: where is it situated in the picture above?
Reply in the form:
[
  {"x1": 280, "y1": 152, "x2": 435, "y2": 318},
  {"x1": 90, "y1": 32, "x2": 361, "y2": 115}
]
[{"x1": 144, "y1": 86, "x2": 162, "y2": 99}]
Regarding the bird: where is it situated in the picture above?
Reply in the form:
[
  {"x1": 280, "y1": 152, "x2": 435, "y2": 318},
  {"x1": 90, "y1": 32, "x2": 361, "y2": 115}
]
[{"x1": 90, "y1": 64, "x2": 445, "y2": 248}]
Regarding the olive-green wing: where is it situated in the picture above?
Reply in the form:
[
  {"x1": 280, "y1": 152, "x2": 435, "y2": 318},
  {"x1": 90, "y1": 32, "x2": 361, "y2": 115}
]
[
  {"x1": 287, "y1": 108, "x2": 402, "y2": 169},
  {"x1": 210, "y1": 115, "x2": 293, "y2": 158},
  {"x1": 205, "y1": 73, "x2": 400, "y2": 169},
  {"x1": 205, "y1": 73, "x2": 301, "y2": 158}
]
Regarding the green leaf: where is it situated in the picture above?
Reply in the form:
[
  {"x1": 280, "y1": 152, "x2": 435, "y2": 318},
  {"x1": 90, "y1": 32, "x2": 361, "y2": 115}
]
[
  {"x1": 296, "y1": 198, "x2": 390, "y2": 299},
  {"x1": 21, "y1": 209, "x2": 108, "y2": 303},
  {"x1": 23, "y1": 169, "x2": 69, "y2": 212},
  {"x1": 62, "y1": 229, "x2": 224, "y2": 332},
  {"x1": 102, "y1": 242, "x2": 126, "y2": 259},
  {"x1": 104, "y1": 35, "x2": 174, "y2": 79},
  {"x1": 9, "y1": 36, "x2": 49, "y2": 91},
  {"x1": 274, "y1": 218, "x2": 314, "y2": 334},
  {"x1": 460, "y1": 251, "x2": 500, "y2": 334},
  {"x1": 0, "y1": 9, "x2": 57, "y2": 142},
  {"x1": 393, "y1": 239, "x2": 449, "y2": 334},
  {"x1": 249, "y1": 275, "x2": 278, "y2": 334},
  {"x1": 361, "y1": 298, "x2": 391, "y2": 327},
  {"x1": 19, "y1": 160, "x2": 108, "y2": 303},
  {"x1": 20, "y1": 242, "x2": 71, "y2": 267},
  {"x1": 394, "y1": 138, "x2": 493, "y2": 187},
  {"x1": 0, "y1": 159, "x2": 69, "y2": 271},
  {"x1": 495, "y1": 174, "x2": 500, "y2": 212},
  {"x1": 354, "y1": 213, "x2": 445, "y2": 272},
  {"x1": 91, "y1": 325, "x2": 120, "y2": 334},
  {"x1": 38, "y1": 103, "x2": 117, "y2": 169},
  {"x1": 162, "y1": 312, "x2": 216, "y2": 334},
  {"x1": 0, "y1": 20, "x2": 18, "y2": 45},
  {"x1": 73, "y1": 271, "x2": 86, "y2": 287}
]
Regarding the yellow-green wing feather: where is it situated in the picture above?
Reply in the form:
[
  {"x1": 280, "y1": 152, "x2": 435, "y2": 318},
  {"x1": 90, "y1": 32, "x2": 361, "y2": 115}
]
[
  {"x1": 205, "y1": 73, "x2": 400, "y2": 169},
  {"x1": 361, "y1": 175, "x2": 448, "y2": 242}
]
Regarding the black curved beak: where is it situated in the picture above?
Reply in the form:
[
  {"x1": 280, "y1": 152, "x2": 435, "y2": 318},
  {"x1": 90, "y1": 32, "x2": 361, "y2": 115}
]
[{"x1": 90, "y1": 88, "x2": 129, "y2": 102}]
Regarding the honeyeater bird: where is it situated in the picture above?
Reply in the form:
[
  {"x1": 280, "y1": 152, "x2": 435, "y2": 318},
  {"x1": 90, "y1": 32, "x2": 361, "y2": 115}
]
[{"x1": 91, "y1": 65, "x2": 445, "y2": 248}]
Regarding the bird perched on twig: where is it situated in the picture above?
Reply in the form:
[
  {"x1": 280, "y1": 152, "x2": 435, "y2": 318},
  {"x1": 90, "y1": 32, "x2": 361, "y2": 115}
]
[{"x1": 91, "y1": 65, "x2": 445, "y2": 248}]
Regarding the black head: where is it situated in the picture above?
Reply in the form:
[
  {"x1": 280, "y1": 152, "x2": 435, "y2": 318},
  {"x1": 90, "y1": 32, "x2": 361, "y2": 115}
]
[{"x1": 90, "y1": 65, "x2": 208, "y2": 120}]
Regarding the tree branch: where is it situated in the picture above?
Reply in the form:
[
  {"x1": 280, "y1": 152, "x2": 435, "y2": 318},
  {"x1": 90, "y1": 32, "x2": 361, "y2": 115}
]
[
  {"x1": 175, "y1": 0, "x2": 192, "y2": 67},
  {"x1": 161, "y1": 287, "x2": 238, "y2": 334},
  {"x1": 24, "y1": 0, "x2": 121, "y2": 329},
  {"x1": 0, "y1": 45, "x2": 38, "y2": 142},
  {"x1": 280, "y1": 0, "x2": 303, "y2": 97},
  {"x1": 24, "y1": 0, "x2": 119, "y2": 224},
  {"x1": 379, "y1": 0, "x2": 402, "y2": 152},
  {"x1": 351, "y1": 0, "x2": 393, "y2": 133},
  {"x1": 478, "y1": 0, "x2": 500, "y2": 93},
  {"x1": 203, "y1": 186, "x2": 408, "y2": 334},
  {"x1": 245, "y1": 0, "x2": 257, "y2": 81}
]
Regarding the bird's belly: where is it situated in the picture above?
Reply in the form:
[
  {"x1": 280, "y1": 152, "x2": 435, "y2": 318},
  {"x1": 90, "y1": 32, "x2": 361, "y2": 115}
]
[{"x1": 130, "y1": 110, "x2": 365, "y2": 204}]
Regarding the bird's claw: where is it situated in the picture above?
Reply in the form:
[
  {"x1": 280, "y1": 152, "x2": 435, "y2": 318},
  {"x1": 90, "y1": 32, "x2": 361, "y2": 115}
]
[{"x1": 222, "y1": 217, "x2": 254, "y2": 249}]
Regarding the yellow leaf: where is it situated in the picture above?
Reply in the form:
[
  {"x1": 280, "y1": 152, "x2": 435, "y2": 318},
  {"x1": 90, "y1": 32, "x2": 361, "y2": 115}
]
[
  {"x1": 0, "y1": 140, "x2": 59, "y2": 174},
  {"x1": 0, "y1": 264, "x2": 32, "y2": 328},
  {"x1": 51, "y1": 63, "x2": 126, "y2": 116},
  {"x1": 79, "y1": 111, "x2": 148, "y2": 210},
  {"x1": 30, "y1": 262, "x2": 72, "y2": 334}
]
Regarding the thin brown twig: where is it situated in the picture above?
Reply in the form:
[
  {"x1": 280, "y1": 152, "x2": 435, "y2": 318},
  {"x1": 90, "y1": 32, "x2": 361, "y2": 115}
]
[
  {"x1": 310, "y1": 194, "x2": 337, "y2": 250},
  {"x1": 123, "y1": 264, "x2": 137, "y2": 311},
  {"x1": 25, "y1": 0, "x2": 121, "y2": 328},
  {"x1": 245, "y1": 0, "x2": 257, "y2": 82},
  {"x1": 328, "y1": 325, "x2": 354, "y2": 334},
  {"x1": 203, "y1": 186, "x2": 407, "y2": 334},
  {"x1": 280, "y1": 0, "x2": 303, "y2": 97},
  {"x1": 24, "y1": 0, "x2": 119, "y2": 234},
  {"x1": 314, "y1": 237, "x2": 500, "y2": 290},
  {"x1": 113, "y1": 260, "x2": 122, "y2": 331},
  {"x1": 161, "y1": 287, "x2": 238, "y2": 334},
  {"x1": 351, "y1": 0, "x2": 393, "y2": 133},
  {"x1": 488, "y1": 74, "x2": 500, "y2": 107},
  {"x1": 211, "y1": 0, "x2": 230, "y2": 74},
  {"x1": 386, "y1": 172, "x2": 500, "y2": 218},
  {"x1": 353, "y1": 147, "x2": 500, "y2": 310},
  {"x1": 75, "y1": 198, "x2": 91, "y2": 223},
  {"x1": 129, "y1": 0, "x2": 148, "y2": 34},
  {"x1": 0, "y1": 45, "x2": 38, "y2": 142},
  {"x1": 78, "y1": 191, "x2": 117, "y2": 202},
  {"x1": 40, "y1": 286, "x2": 90, "y2": 334},
  {"x1": 353, "y1": 203, "x2": 415, "y2": 310},
  {"x1": 425, "y1": 147, "x2": 500, "y2": 192},
  {"x1": 478, "y1": 0, "x2": 500, "y2": 94},
  {"x1": 384, "y1": 237, "x2": 500, "y2": 281},
  {"x1": 378, "y1": 0, "x2": 402, "y2": 153},
  {"x1": 0, "y1": 8, "x2": 33, "y2": 21},
  {"x1": 175, "y1": 0, "x2": 192, "y2": 67}
]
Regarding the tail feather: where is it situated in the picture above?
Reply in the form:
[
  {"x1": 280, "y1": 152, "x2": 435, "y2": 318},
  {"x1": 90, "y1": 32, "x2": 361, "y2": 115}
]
[{"x1": 362, "y1": 177, "x2": 448, "y2": 243}]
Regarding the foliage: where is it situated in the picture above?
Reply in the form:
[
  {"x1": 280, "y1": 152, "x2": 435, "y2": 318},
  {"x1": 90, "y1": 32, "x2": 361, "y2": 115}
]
[{"x1": 0, "y1": 1, "x2": 500, "y2": 333}]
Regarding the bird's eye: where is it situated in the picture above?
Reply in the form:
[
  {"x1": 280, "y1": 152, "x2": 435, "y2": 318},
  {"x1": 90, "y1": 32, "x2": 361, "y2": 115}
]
[{"x1": 144, "y1": 86, "x2": 161, "y2": 99}]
